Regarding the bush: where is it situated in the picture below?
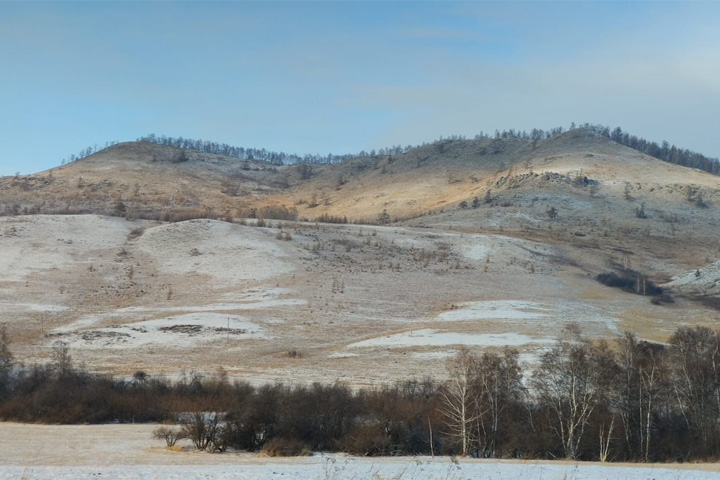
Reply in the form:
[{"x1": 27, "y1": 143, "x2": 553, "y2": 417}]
[
  {"x1": 596, "y1": 271, "x2": 662, "y2": 296},
  {"x1": 261, "y1": 437, "x2": 312, "y2": 456},
  {"x1": 153, "y1": 426, "x2": 186, "y2": 446},
  {"x1": 252, "y1": 205, "x2": 298, "y2": 221},
  {"x1": 179, "y1": 412, "x2": 222, "y2": 451},
  {"x1": 315, "y1": 213, "x2": 348, "y2": 224},
  {"x1": 343, "y1": 424, "x2": 393, "y2": 456}
]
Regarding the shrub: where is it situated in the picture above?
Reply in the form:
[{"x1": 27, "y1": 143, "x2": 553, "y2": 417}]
[
  {"x1": 256, "y1": 205, "x2": 298, "y2": 221},
  {"x1": 179, "y1": 412, "x2": 222, "y2": 451},
  {"x1": 153, "y1": 426, "x2": 186, "y2": 447},
  {"x1": 315, "y1": 213, "x2": 348, "y2": 224},
  {"x1": 261, "y1": 437, "x2": 312, "y2": 456},
  {"x1": 596, "y1": 271, "x2": 662, "y2": 296}
]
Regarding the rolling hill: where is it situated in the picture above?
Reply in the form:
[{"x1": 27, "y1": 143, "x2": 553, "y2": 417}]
[{"x1": 0, "y1": 128, "x2": 718, "y2": 383}]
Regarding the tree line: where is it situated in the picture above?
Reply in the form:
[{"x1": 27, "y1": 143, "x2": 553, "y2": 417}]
[
  {"x1": 55, "y1": 123, "x2": 718, "y2": 174},
  {"x1": 2, "y1": 325, "x2": 720, "y2": 461},
  {"x1": 579, "y1": 123, "x2": 720, "y2": 175},
  {"x1": 136, "y1": 134, "x2": 413, "y2": 166}
]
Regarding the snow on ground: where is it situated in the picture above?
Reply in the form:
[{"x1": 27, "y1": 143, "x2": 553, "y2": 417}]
[
  {"x1": 458, "y1": 233, "x2": 555, "y2": 263},
  {"x1": 49, "y1": 313, "x2": 267, "y2": 349},
  {"x1": 0, "y1": 215, "x2": 131, "y2": 282},
  {"x1": 220, "y1": 287, "x2": 293, "y2": 301},
  {"x1": 115, "y1": 300, "x2": 308, "y2": 313},
  {"x1": 0, "y1": 422, "x2": 717, "y2": 479},
  {"x1": 665, "y1": 260, "x2": 720, "y2": 296},
  {"x1": 3, "y1": 423, "x2": 717, "y2": 480},
  {"x1": 4, "y1": 461, "x2": 720, "y2": 480},
  {"x1": 411, "y1": 351, "x2": 455, "y2": 360},
  {"x1": 135, "y1": 219, "x2": 294, "y2": 284},
  {"x1": 0, "y1": 303, "x2": 68, "y2": 313},
  {"x1": 347, "y1": 330, "x2": 554, "y2": 349},
  {"x1": 50, "y1": 286, "x2": 303, "y2": 349},
  {"x1": 437, "y1": 300, "x2": 550, "y2": 321},
  {"x1": 436, "y1": 299, "x2": 620, "y2": 335},
  {"x1": 554, "y1": 301, "x2": 620, "y2": 334},
  {"x1": 328, "y1": 352, "x2": 360, "y2": 358}
]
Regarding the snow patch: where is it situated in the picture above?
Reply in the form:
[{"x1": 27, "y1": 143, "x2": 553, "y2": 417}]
[
  {"x1": 0, "y1": 303, "x2": 68, "y2": 313},
  {"x1": 135, "y1": 220, "x2": 294, "y2": 284},
  {"x1": 50, "y1": 313, "x2": 267, "y2": 349},
  {"x1": 665, "y1": 261, "x2": 720, "y2": 296},
  {"x1": 438, "y1": 300, "x2": 550, "y2": 321},
  {"x1": 459, "y1": 234, "x2": 555, "y2": 263},
  {"x1": 348, "y1": 329, "x2": 554, "y2": 349},
  {"x1": 411, "y1": 351, "x2": 456, "y2": 360},
  {"x1": 329, "y1": 352, "x2": 360, "y2": 359},
  {"x1": 115, "y1": 299, "x2": 307, "y2": 314}
]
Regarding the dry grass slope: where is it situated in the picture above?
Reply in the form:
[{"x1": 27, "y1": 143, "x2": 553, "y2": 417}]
[{"x1": 0, "y1": 129, "x2": 719, "y2": 383}]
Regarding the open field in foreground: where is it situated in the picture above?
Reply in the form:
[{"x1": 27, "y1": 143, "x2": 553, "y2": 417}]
[{"x1": 1, "y1": 423, "x2": 718, "y2": 480}]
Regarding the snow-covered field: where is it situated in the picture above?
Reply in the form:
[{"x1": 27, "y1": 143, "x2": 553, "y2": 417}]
[
  {"x1": 1, "y1": 423, "x2": 717, "y2": 480},
  {"x1": 4, "y1": 461, "x2": 720, "y2": 480}
]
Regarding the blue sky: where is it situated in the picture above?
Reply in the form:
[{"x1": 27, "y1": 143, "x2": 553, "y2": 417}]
[{"x1": 1, "y1": 1, "x2": 719, "y2": 175}]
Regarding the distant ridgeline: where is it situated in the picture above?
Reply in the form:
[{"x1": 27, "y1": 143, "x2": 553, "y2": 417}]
[
  {"x1": 136, "y1": 134, "x2": 374, "y2": 165},
  {"x1": 59, "y1": 124, "x2": 719, "y2": 174}
]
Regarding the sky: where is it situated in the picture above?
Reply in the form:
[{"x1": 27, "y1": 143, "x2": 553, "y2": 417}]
[{"x1": 1, "y1": 1, "x2": 719, "y2": 175}]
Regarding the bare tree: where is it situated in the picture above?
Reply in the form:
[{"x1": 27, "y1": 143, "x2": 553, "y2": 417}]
[
  {"x1": 153, "y1": 426, "x2": 187, "y2": 447},
  {"x1": 441, "y1": 348, "x2": 481, "y2": 456},
  {"x1": 179, "y1": 412, "x2": 223, "y2": 451},
  {"x1": 51, "y1": 341, "x2": 73, "y2": 375},
  {"x1": 473, "y1": 348, "x2": 524, "y2": 457},
  {"x1": 669, "y1": 327, "x2": 720, "y2": 456},
  {"x1": 532, "y1": 334, "x2": 604, "y2": 459},
  {"x1": 0, "y1": 326, "x2": 13, "y2": 401},
  {"x1": 0, "y1": 325, "x2": 12, "y2": 368}
]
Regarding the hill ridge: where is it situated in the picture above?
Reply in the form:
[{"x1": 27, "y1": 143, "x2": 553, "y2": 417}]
[{"x1": 50, "y1": 124, "x2": 719, "y2": 176}]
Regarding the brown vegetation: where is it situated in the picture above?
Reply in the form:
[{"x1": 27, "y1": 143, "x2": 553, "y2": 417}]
[{"x1": 2, "y1": 326, "x2": 720, "y2": 461}]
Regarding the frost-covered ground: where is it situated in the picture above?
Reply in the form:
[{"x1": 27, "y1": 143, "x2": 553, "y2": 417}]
[
  {"x1": 0, "y1": 423, "x2": 717, "y2": 480},
  {"x1": 2, "y1": 215, "x2": 718, "y2": 384},
  {"x1": 665, "y1": 260, "x2": 720, "y2": 297},
  {"x1": 347, "y1": 329, "x2": 553, "y2": 348},
  {"x1": 3, "y1": 457, "x2": 719, "y2": 480}
]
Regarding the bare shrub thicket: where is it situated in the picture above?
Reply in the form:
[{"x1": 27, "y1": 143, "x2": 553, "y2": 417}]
[{"x1": 0, "y1": 326, "x2": 720, "y2": 460}]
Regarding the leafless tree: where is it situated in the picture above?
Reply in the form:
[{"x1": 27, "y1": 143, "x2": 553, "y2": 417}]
[
  {"x1": 153, "y1": 426, "x2": 187, "y2": 447},
  {"x1": 441, "y1": 348, "x2": 481, "y2": 456},
  {"x1": 179, "y1": 412, "x2": 223, "y2": 451},
  {"x1": 532, "y1": 335, "x2": 604, "y2": 459},
  {"x1": 0, "y1": 325, "x2": 12, "y2": 368},
  {"x1": 669, "y1": 327, "x2": 720, "y2": 455},
  {"x1": 472, "y1": 348, "x2": 524, "y2": 457}
]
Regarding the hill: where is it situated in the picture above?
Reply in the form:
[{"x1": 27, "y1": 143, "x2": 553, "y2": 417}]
[{"x1": 0, "y1": 128, "x2": 719, "y2": 383}]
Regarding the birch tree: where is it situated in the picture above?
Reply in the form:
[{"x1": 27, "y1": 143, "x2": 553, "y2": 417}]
[
  {"x1": 474, "y1": 348, "x2": 524, "y2": 457},
  {"x1": 441, "y1": 348, "x2": 480, "y2": 456},
  {"x1": 669, "y1": 327, "x2": 720, "y2": 456},
  {"x1": 532, "y1": 336, "x2": 604, "y2": 459}
]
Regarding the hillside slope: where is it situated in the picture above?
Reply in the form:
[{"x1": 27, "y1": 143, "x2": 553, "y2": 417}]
[{"x1": 1, "y1": 129, "x2": 719, "y2": 382}]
